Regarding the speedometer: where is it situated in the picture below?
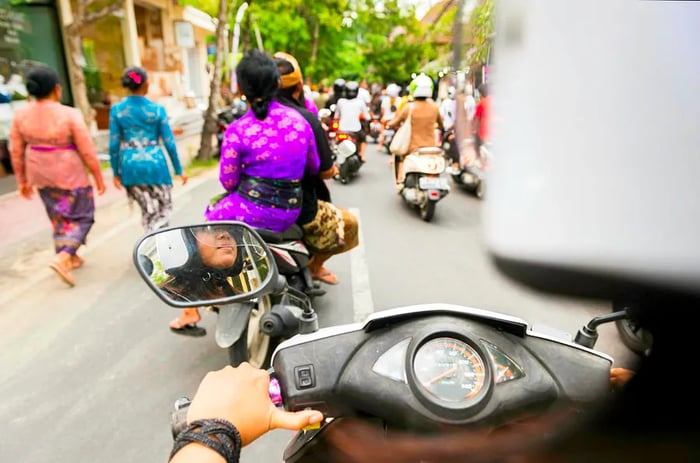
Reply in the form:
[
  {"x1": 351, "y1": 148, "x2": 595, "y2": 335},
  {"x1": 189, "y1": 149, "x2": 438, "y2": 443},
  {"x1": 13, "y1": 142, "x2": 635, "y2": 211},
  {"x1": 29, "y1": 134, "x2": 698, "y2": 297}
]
[{"x1": 413, "y1": 337, "x2": 487, "y2": 403}]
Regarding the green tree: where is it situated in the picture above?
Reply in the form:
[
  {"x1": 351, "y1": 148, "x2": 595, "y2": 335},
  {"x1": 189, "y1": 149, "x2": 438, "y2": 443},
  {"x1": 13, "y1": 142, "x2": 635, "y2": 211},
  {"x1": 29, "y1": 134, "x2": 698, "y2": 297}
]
[
  {"x1": 467, "y1": 0, "x2": 494, "y2": 66},
  {"x1": 355, "y1": 0, "x2": 431, "y2": 83}
]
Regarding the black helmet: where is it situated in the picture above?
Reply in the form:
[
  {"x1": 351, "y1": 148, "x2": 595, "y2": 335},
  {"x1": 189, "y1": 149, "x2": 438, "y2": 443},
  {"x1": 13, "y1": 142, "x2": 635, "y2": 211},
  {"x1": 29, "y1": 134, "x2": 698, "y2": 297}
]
[
  {"x1": 345, "y1": 81, "x2": 359, "y2": 99},
  {"x1": 333, "y1": 78, "x2": 346, "y2": 97}
]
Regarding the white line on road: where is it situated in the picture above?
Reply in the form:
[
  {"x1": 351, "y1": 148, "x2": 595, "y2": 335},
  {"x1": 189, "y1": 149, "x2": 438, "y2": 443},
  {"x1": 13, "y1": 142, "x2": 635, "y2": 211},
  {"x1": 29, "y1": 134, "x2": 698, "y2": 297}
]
[{"x1": 348, "y1": 208, "x2": 375, "y2": 322}]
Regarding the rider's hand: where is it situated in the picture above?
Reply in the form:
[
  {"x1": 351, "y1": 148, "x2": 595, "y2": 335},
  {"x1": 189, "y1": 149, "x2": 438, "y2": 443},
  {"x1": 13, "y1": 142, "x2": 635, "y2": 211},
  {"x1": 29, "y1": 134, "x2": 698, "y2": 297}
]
[
  {"x1": 180, "y1": 173, "x2": 188, "y2": 186},
  {"x1": 186, "y1": 363, "x2": 324, "y2": 446},
  {"x1": 112, "y1": 176, "x2": 122, "y2": 190},
  {"x1": 321, "y1": 164, "x2": 339, "y2": 180}
]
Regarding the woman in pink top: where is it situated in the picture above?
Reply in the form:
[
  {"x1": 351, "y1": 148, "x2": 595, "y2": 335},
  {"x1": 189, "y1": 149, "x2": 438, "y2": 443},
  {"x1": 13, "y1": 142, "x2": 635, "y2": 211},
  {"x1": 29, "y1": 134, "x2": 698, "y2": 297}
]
[{"x1": 9, "y1": 66, "x2": 106, "y2": 287}]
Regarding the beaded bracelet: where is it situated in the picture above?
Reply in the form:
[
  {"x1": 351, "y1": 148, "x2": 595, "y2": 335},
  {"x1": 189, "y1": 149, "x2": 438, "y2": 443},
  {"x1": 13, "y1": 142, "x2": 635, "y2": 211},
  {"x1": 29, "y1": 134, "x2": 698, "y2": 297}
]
[{"x1": 170, "y1": 418, "x2": 242, "y2": 463}]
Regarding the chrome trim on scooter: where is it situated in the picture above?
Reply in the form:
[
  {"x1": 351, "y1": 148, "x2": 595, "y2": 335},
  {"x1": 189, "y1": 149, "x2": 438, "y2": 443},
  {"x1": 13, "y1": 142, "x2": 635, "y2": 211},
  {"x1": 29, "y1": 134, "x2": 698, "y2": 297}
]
[{"x1": 525, "y1": 330, "x2": 614, "y2": 362}]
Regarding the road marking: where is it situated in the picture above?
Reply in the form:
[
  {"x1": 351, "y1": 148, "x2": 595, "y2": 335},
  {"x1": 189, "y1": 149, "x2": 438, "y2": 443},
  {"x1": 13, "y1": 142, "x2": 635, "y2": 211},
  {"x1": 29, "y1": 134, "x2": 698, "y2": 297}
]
[
  {"x1": 0, "y1": 172, "x2": 216, "y2": 308},
  {"x1": 348, "y1": 207, "x2": 375, "y2": 322}
]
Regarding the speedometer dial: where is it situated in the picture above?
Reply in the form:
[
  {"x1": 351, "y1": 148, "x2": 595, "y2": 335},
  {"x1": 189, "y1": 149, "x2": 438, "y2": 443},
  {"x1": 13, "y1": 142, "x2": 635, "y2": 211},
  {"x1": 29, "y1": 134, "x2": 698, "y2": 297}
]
[{"x1": 413, "y1": 337, "x2": 487, "y2": 403}]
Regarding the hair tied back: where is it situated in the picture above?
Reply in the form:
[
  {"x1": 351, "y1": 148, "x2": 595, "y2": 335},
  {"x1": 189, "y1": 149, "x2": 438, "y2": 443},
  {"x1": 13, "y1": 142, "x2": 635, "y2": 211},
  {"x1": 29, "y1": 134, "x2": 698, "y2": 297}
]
[{"x1": 128, "y1": 71, "x2": 142, "y2": 85}]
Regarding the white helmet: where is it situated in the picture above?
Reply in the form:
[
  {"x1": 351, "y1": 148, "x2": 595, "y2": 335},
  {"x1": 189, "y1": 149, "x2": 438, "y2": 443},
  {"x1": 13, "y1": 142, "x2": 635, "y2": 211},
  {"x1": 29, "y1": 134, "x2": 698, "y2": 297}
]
[
  {"x1": 410, "y1": 74, "x2": 433, "y2": 98},
  {"x1": 156, "y1": 229, "x2": 197, "y2": 275},
  {"x1": 386, "y1": 83, "x2": 401, "y2": 98}
]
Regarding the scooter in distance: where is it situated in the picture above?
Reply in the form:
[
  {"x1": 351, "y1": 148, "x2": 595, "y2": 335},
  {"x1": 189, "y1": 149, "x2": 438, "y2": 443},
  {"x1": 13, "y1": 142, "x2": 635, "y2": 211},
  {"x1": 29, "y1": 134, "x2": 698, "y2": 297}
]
[
  {"x1": 382, "y1": 124, "x2": 395, "y2": 154},
  {"x1": 368, "y1": 114, "x2": 382, "y2": 143},
  {"x1": 333, "y1": 135, "x2": 361, "y2": 184},
  {"x1": 394, "y1": 146, "x2": 450, "y2": 221},
  {"x1": 167, "y1": 231, "x2": 636, "y2": 462},
  {"x1": 449, "y1": 136, "x2": 489, "y2": 200}
]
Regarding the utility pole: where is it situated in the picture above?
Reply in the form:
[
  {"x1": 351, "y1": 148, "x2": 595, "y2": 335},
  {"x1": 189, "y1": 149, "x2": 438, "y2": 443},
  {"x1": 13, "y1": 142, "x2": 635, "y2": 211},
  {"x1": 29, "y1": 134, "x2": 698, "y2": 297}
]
[{"x1": 230, "y1": 2, "x2": 249, "y2": 95}]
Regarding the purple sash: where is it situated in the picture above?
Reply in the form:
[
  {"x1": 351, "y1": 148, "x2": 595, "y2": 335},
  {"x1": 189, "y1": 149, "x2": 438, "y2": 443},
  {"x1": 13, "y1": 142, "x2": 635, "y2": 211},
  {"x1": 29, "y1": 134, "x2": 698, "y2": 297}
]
[{"x1": 29, "y1": 144, "x2": 78, "y2": 152}]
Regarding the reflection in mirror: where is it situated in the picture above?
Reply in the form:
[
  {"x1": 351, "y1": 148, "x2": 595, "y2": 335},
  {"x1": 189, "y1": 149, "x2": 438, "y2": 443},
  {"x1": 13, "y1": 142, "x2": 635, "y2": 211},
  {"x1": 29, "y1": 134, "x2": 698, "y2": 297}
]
[{"x1": 135, "y1": 224, "x2": 272, "y2": 306}]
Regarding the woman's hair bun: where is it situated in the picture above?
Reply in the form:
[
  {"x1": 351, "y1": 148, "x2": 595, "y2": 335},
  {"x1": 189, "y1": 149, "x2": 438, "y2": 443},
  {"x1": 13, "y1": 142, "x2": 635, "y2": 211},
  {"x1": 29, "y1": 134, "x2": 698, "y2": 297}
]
[
  {"x1": 23, "y1": 66, "x2": 60, "y2": 99},
  {"x1": 121, "y1": 66, "x2": 148, "y2": 91}
]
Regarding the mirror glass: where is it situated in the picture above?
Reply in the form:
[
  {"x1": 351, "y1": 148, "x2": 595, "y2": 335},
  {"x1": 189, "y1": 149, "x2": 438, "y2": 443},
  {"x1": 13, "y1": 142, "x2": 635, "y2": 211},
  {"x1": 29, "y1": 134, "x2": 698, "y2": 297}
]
[{"x1": 134, "y1": 224, "x2": 274, "y2": 306}]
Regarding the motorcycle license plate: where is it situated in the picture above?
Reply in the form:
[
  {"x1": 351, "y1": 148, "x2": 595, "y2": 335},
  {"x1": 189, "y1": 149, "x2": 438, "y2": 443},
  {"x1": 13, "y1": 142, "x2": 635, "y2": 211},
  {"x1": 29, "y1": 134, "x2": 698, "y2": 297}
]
[{"x1": 419, "y1": 177, "x2": 448, "y2": 190}]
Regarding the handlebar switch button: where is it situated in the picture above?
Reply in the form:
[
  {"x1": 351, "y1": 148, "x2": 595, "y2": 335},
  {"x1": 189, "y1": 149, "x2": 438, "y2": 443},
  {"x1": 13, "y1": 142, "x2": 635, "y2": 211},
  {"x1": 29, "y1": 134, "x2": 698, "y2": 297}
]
[{"x1": 294, "y1": 365, "x2": 316, "y2": 389}]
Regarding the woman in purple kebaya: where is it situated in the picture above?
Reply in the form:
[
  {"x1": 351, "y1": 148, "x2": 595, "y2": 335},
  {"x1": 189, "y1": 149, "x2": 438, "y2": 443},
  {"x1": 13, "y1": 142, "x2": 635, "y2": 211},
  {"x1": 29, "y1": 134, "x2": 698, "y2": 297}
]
[
  {"x1": 204, "y1": 49, "x2": 320, "y2": 232},
  {"x1": 169, "y1": 49, "x2": 320, "y2": 335}
]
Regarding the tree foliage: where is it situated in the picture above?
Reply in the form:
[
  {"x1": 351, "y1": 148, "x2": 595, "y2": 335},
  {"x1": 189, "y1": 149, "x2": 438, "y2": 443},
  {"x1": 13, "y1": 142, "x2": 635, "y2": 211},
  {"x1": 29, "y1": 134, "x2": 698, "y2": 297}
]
[
  {"x1": 467, "y1": 0, "x2": 494, "y2": 65},
  {"x1": 234, "y1": 0, "x2": 433, "y2": 85}
]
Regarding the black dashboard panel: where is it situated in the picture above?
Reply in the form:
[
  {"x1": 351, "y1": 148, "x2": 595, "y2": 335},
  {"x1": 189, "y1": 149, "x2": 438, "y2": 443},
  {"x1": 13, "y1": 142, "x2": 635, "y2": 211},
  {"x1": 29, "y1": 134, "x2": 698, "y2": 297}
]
[{"x1": 273, "y1": 313, "x2": 612, "y2": 432}]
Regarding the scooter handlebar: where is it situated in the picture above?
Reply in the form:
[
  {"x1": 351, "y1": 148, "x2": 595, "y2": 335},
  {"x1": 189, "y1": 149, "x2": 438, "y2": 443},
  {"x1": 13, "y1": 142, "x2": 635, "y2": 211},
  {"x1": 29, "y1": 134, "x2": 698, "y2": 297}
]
[{"x1": 170, "y1": 372, "x2": 283, "y2": 439}]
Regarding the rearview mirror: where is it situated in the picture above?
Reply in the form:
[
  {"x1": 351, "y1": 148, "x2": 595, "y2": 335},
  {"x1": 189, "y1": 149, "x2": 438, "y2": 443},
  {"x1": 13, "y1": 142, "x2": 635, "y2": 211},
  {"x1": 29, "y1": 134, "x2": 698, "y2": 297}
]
[
  {"x1": 133, "y1": 222, "x2": 278, "y2": 308},
  {"x1": 318, "y1": 108, "x2": 332, "y2": 120}
]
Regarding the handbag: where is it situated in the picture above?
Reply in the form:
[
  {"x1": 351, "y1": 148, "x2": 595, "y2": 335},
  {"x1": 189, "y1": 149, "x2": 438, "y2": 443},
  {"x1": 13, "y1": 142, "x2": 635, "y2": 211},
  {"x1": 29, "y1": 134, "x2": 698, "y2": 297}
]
[{"x1": 389, "y1": 104, "x2": 413, "y2": 156}]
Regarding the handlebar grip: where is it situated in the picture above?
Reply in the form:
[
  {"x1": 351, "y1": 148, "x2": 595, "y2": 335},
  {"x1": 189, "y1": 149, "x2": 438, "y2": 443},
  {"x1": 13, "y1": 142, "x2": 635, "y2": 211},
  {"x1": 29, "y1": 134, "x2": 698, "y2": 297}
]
[{"x1": 170, "y1": 373, "x2": 284, "y2": 439}]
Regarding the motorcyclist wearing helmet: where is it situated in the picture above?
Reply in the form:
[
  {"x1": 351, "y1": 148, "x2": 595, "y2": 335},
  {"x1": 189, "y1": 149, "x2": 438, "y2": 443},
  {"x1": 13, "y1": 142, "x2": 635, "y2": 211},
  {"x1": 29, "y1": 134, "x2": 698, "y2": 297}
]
[
  {"x1": 333, "y1": 80, "x2": 371, "y2": 162},
  {"x1": 386, "y1": 73, "x2": 443, "y2": 186},
  {"x1": 377, "y1": 83, "x2": 401, "y2": 147},
  {"x1": 324, "y1": 78, "x2": 346, "y2": 109},
  {"x1": 440, "y1": 85, "x2": 460, "y2": 172},
  {"x1": 150, "y1": 226, "x2": 246, "y2": 336}
]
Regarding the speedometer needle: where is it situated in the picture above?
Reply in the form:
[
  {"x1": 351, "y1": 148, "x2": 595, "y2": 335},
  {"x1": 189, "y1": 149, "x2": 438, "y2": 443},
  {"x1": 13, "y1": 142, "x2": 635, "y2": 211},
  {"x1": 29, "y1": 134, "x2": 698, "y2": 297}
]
[{"x1": 429, "y1": 367, "x2": 457, "y2": 384}]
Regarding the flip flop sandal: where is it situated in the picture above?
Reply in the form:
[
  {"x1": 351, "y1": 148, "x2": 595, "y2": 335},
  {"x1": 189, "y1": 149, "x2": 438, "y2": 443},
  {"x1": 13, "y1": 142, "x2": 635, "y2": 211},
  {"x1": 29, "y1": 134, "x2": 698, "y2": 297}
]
[
  {"x1": 169, "y1": 320, "x2": 207, "y2": 337},
  {"x1": 313, "y1": 268, "x2": 339, "y2": 285},
  {"x1": 49, "y1": 262, "x2": 75, "y2": 287}
]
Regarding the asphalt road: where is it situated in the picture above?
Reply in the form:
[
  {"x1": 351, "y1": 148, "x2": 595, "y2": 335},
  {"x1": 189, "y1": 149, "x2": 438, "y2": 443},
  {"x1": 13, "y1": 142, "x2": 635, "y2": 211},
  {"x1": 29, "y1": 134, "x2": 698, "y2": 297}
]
[{"x1": 0, "y1": 142, "x2": 640, "y2": 462}]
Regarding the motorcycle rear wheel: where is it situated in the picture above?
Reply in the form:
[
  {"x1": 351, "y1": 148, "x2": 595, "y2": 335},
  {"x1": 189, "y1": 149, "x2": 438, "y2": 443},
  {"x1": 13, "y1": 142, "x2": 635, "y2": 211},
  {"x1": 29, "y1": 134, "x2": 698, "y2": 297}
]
[
  {"x1": 420, "y1": 199, "x2": 436, "y2": 222},
  {"x1": 475, "y1": 181, "x2": 484, "y2": 199}
]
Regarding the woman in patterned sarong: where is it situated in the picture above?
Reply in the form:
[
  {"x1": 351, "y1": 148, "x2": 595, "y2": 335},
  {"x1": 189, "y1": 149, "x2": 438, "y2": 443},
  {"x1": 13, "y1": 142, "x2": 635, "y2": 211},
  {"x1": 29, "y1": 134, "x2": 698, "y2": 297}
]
[{"x1": 10, "y1": 66, "x2": 106, "y2": 287}]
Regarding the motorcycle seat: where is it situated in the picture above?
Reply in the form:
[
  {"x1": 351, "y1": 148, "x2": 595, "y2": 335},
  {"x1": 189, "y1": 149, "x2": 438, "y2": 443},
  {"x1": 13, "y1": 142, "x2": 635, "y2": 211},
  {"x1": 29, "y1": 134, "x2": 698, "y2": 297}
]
[{"x1": 255, "y1": 224, "x2": 304, "y2": 243}]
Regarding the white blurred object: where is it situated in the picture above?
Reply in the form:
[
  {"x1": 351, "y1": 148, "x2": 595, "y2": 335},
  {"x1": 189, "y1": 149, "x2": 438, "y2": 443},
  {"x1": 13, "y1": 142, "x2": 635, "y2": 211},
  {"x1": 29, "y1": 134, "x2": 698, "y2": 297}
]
[
  {"x1": 485, "y1": 0, "x2": 700, "y2": 295},
  {"x1": 336, "y1": 139, "x2": 357, "y2": 161}
]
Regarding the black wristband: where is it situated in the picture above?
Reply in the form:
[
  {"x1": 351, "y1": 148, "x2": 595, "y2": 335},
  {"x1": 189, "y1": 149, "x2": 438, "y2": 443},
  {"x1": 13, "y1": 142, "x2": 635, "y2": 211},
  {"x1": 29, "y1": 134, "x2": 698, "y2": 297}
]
[{"x1": 170, "y1": 418, "x2": 242, "y2": 463}]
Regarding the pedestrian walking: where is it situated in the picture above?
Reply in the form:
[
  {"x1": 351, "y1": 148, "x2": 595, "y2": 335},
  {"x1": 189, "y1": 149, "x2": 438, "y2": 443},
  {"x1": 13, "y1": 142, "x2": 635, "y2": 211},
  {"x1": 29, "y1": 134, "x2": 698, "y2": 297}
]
[
  {"x1": 108, "y1": 66, "x2": 188, "y2": 234},
  {"x1": 9, "y1": 66, "x2": 106, "y2": 287}
]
